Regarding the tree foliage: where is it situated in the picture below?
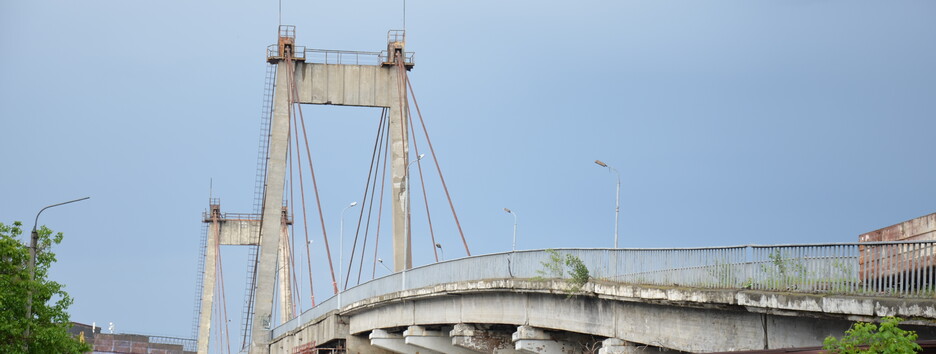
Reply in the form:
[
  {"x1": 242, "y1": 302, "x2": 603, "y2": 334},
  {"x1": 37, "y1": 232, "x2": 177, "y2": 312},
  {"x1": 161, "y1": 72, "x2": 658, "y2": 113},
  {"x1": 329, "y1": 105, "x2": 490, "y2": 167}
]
[
  {"x1": 0, "y1": 221, "x2": 90, "y2": 354},
  {"x1": 823, "y1": 317, "x2": 921, "y2": 354}
]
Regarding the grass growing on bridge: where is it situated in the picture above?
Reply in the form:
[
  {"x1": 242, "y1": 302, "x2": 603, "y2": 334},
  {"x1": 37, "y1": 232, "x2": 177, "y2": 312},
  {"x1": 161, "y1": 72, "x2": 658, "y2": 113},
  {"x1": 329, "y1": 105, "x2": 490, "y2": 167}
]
[{"x1": 533, "y1": 249, "x2": 591, "y2": 296}]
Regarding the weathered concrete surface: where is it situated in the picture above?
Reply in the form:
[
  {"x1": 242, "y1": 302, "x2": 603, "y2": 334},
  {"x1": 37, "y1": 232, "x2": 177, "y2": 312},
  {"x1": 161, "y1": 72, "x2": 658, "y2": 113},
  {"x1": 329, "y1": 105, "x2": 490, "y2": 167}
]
[
  {"x1": 512, "y1": 326, "x2": 580, "y2": 354},
  {"x1": 403, "y1": 325, "x2": 479, "y2": 354},
  {"x1": 217, "y1": 218, "x2": 260, "y2": 245},
  {"x1": 197, "y1": 215, "x2": 219, "y2": 354},
  {"x1": 271, "y1": 278, "x2": 936, "y2": 352},
  {"x1": 293, "y1": 62, "x2": 411, "y2": 272},
  {"x1": 451, "y1": 323, "x2": 520, "y2": 353},
  {"x1": 335, "y1": 279, "x2": 935, "y2": 352},
  {"x1": 250, "y1": 59, "x2": 295, "y2": 354},
  {"x1": 370, "y1": 329, "x2": 442, "y2": 354},
  {"x1": 269, "y1": 311, "x2": 346, "y2": 354},
  {"x1": 347, "y1": 332, "x2": 396, "y2": 354}
]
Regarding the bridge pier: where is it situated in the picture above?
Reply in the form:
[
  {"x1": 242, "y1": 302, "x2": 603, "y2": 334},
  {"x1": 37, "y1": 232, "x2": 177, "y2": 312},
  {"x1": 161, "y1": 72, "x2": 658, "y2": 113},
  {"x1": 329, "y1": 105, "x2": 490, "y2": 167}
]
[
  {"x1": 597, "y1": 338, "x2": 640, "y2": 354},
  {"x1": 404, "y1": 325, "x2": 480, "y2": 353},
  {"x1": 451, "y1": 323, "x2": 522, "y2": 353},
  {"x1": 512, "y1": 326, "x2": 581, "y2": 354},
  {"x1": 370, "y1": 328, "x2": 443, "y2": 354}
]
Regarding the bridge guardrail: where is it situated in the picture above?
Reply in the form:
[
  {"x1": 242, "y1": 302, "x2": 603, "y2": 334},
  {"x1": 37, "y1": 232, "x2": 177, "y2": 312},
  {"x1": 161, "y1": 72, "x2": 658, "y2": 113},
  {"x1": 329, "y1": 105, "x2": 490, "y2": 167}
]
[{"x1": 273, "y1": 241, "x2": 936, "y2": 338}]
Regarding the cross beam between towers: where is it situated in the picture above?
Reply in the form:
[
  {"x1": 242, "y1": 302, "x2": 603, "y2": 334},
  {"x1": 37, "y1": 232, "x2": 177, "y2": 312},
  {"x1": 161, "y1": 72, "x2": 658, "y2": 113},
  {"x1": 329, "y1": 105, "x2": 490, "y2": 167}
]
[{"x1": 247, "y1": 27, "x2": 415, "y2": 354}]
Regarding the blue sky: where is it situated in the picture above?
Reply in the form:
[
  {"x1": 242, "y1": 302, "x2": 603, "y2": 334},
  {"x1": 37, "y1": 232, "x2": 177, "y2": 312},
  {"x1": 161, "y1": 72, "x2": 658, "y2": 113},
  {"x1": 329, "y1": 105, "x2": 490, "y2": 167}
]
[{"x1": 2, "y1": 0, "x2": 934, "y2": 350}]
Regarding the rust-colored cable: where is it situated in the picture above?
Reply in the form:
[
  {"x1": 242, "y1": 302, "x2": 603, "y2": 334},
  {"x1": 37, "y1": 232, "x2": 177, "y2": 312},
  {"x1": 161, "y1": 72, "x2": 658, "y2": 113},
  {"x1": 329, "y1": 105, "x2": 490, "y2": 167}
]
[
  {"x1": 404, "y1": 68, "x2": 471, "y2": 256},
  {"x1": 286, "y1": 69, "x2": 318, "y2": 305},
  {"x1": 356, "y1": 110, "x2": 390, "y2": 284},
  {"x1": 343, "y1": 110, "x2": 387, "y2": 289},
  {"x1": 371, "y1": 109, "x2": 391, "y2": 279},
  {"x1": 398, "y1": 61, "x2": 439, "y2": 262},
  {"x1": 285, "y1": 132, "x2": 300, "y2": 315},
  {"x1": 289, "y1": 64, "x2": 339, "y2": 295}
]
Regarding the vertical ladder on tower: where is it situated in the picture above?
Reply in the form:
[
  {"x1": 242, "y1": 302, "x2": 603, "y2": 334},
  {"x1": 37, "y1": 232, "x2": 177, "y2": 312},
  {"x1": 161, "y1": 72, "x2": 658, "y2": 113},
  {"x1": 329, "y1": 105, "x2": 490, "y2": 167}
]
[
  {"x1": 190, "y1": 222, "x2": 210, "y2": 340},
  {"x1": 240, "y1": 62, "x2": 278, "y2": 350}
]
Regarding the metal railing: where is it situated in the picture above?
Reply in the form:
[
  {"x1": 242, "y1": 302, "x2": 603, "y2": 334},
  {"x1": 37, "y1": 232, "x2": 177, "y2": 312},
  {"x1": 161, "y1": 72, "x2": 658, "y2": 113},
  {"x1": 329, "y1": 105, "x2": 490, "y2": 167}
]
[
  {"x1": 266, "y1": 45, "x2": 307, "y2": 61},
  {"x1": 149, "y1": 335, "x2": 197, "y2": 352},
  {"x1": 272, "y1": 242, "x2": 936, "y2": 338},
  {"x1": 295, "y1": 49, "x2": 415, "y2": 67}
]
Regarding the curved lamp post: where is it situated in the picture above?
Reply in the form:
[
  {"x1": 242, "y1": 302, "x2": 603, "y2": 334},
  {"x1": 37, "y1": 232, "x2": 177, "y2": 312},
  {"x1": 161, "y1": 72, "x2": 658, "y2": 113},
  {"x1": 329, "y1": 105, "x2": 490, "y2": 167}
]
[
  {"x1": 26, "y1": 196, "x2": 90, "y2": 345},
  {"x1": 435, "y1": 243, "x2": 444, "y2": 261},
  {"x1": 338, "y1": 201, "x2": 357, "y2": 307},
  {"x1": 503, "y1": 208, "x2": 518, "y2": 252},
  {"x1": 595, "y1": 160, "x2": 620, "y2": 248}
]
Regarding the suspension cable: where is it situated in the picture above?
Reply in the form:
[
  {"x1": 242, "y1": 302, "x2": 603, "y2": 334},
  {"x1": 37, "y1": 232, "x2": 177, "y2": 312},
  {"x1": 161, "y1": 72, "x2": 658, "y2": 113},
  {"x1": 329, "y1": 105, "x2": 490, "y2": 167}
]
[
  {"x1": 402, "y1": 62, "x2": 471, "y2": 256},
  {"x1": 286, "y1": 131, "x2": 300, "y2": 316},
  {"x1": 286, "y1": 57, "x2": 339, "y2": 295},
  {"x1": 355, "y1": 110, "x2": 390, "y2": 284},
  {"x1": 343, "y1": 110, "x2": 389, "y2": 289},
  {"x1": 371, "y1": 109, "x2": 391, "y2": 279},
  {"x1": 399, "y1": 65, "x2": 440, "y2": 262},
  {"x1": 286, "y1": 70, "x2": 318, "y2": 305}
]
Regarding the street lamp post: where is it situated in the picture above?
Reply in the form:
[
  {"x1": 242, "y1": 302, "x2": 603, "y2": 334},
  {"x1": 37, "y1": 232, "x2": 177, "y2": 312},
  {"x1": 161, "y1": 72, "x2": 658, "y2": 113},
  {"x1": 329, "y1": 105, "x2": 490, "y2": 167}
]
[
  {"x1": 377, "y1": 258, "x2": 393, "y2": 273},
  {"x1": 434, "y1": 243, "x2": 444, "y2": 261},
  {"x1": 595, "y1": 160, "x2": 620, "y2": 248},
  {"x1": 25, "y1": 196, "x2": 90, "y2": 345},
  {"x1": 503, "y1": 208, "x2": 518, "y2": 252},
  {"x1": 338, "y1": 201, "x2": 357, "y2": 307}
]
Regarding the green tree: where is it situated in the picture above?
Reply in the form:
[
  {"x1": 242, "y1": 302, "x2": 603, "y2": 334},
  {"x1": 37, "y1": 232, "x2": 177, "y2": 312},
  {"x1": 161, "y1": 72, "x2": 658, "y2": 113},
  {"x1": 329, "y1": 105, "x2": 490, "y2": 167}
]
[
  {"x1": 0, "y1": 221, "x2": 90, "y2": 353},
  {"x1": 823, "y1": 317, "x2": 921, "y2": 354}
]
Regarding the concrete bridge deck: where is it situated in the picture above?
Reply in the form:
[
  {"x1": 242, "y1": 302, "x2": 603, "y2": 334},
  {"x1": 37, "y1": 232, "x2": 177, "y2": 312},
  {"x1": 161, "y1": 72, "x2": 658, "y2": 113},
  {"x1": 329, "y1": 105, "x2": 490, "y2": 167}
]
[{"x1": 267, "y1": 246, "x2": 936, "y2": 353}]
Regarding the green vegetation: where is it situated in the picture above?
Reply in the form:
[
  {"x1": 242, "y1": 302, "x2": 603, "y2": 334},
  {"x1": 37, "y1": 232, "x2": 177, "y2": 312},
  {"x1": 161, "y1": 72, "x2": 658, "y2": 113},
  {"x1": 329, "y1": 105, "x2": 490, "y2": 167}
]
[
  {"x1": 823, "y1": 317, "x2": 921, "y2": 354},
  {"x1": 0, "y1": 221, "x2": 90, "y2": 354},
  {"x1": 535, "y1": 249, "x2": 591, "y2": 295}
]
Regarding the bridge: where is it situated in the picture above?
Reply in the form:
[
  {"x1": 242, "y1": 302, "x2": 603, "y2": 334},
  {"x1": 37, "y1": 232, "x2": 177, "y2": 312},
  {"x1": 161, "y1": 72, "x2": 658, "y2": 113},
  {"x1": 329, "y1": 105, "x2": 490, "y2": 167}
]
[
  {"x1": 264, "y1": 246, "x2": 936, "y2": 353},
  {"x1": 191, "y1": 26, "x2": 936, "y2": 354}
]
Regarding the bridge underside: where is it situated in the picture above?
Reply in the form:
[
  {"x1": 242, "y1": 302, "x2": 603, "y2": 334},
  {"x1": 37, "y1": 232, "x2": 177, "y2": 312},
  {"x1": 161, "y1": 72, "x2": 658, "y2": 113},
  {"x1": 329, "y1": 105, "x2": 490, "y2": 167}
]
[{"x1": 269, "y1": 279, "x2": 936, "y2": 353}]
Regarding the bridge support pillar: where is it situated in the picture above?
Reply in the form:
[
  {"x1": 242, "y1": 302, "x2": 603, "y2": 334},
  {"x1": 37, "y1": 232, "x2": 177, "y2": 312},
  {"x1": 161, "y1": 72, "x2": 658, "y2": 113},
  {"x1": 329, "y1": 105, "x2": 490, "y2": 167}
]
[
  {"x1": 369, "y1": 329, "x2": 442, "y2": 354},
  {"x1": 598, "y1": 338, "x2": 639, "y2": 354},
  {"x1": 450, "y1": 323, "x2": 522, "y2": 353},
  {"x1": 404, "y1": 325, "x2": 480, "y2": 354},
  {"x1": 511, "y1": 326, "x2": 580, "y2": 354}
]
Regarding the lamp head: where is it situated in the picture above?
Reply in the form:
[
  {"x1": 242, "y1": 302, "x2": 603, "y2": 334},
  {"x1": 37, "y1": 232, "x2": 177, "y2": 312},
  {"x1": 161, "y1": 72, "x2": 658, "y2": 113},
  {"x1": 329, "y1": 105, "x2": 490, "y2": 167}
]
[
  {"x1": 417, "y1": 153, "x2": 425, "y2": 160},
  {"x1": 378, "y1": 258, "x2": 384, "y2": 263},
  {"x1": 594, "y1": 160, "x2": 608, "y2": 168},
  {"x1": 503, "y1": 208, "x2": 512, "y2": 214},
  {"x1": 349, "y1": 202, "x2": 358, "y2": 207},
  {"x1": 435, "y1": 243, "x2": 442, "y2": 249}
]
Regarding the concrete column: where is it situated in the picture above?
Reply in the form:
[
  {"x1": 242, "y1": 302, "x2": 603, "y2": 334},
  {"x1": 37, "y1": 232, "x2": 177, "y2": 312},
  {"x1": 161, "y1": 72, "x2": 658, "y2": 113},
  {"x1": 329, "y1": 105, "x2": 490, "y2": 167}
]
[
  {"x1": 196, "y1": 207, "x2": 220, "y2": 354},
  {"x1": 512, "y1": 326, "x2": 580, "y2": 354},
  {"x1": 370, "y1": 329, "x2": 442, "y2": 354},
  {"x1": 597, "y1": 339, "x2": 639, "y2": 354},
  {"x1": 403, "y1": 326, "x2": 480, "y2": 354},
  {"x1": 249, "y1": 59, "x2": 295, "y2": 354},
  {"x1": 450, "y1": 323, "x2": 522, "y2": 354},
  {"x1": 388, "y1": 72, "x2": 410, "y2": 272}
]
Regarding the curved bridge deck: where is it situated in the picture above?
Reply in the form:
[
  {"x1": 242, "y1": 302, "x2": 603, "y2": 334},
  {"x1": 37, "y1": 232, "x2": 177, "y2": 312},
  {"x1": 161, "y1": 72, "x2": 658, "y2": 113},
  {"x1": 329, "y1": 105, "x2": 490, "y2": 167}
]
[{"x1": 270, "y1": 245, "x2": 936, "y2": 353}]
